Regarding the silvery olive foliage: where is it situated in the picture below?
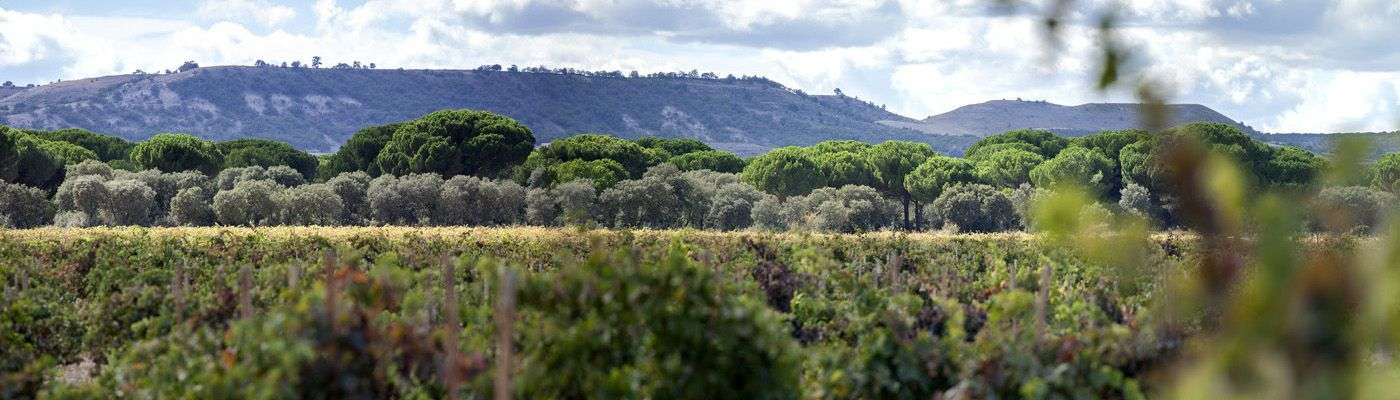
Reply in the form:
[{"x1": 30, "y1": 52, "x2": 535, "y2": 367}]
[
  {"x1": 0, "y1": 179, "x2": 53, "y2": 228},
  {"x1": 214, "y1": 179, "x2": 281, "y2": 226},
  {"x1": 367, "y1": 173, "x2": 444, "y2": 225},
  {"x1": 169, "y1": 187, "x2": 215, "y2": 227},
  {"x1": 274, "y1": 183, "x2": 345, "y2": 226}
]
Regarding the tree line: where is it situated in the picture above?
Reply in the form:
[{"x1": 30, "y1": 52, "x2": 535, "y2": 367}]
[{"x1": 3, "y1": 109, "x2": 1399, "y2": 232}]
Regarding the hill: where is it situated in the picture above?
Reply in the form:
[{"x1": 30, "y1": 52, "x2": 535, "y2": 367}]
[
  {"x1": 0, "y1": 66, "x2": 957, "y2": 156},
  {"x1": 884, "y1": 99, "x2": 1259, "y2": 137}
]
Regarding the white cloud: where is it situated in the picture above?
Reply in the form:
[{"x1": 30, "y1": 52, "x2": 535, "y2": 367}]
[
  {"x1": 198, "y1": 0, "x2": 297, "y2": 27},
  {"x1": 1, "y1": 1, "x2": 1397, "y2": 133}
]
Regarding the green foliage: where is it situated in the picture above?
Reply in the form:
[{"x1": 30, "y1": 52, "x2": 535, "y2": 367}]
[
  {"x1": 0, "y1": 127, "x2": 19, "y2": 182},
  {"x1": 1071, "y1": 129, "x2": 1149, "y2": 166},
  {"x1": 375, "y1": 110, "x2": 535, "y2": 178},
  {"x1": 130, "y1": 133, "x2": 224, "y2": 176},
  {"x1": 219, "y1": 138, "x2": 319, "y2": 179},
  {"x1": 966, "y1": 129, "x2": 1069, "y2": 159},
  {"x1": 867, "y1": 141, "x2": 935, "y2": 197},
  {"x1": 0, "y1": 180, "x2": 54, "y2": 228},
  {"x1": 634, "y1": 136, "x2": 712, "y2": 156},
  {"x1": 1370, "y1": 152, "x2": 1400, "y2": 192},
  {"x1": 1030, "y1": 146, "x2": 1116, "y2": 197},
  {"x1": 31, "y1": 128, "x2": 134, "y2": 162},
  {"x1": 1310, "y1": 186, "x2": 1396, "y2": 234},
  {"x1": 964, "y1": 142, "x2": 1039, "y2": 161},
  {"x1": 526, "y1": 134, "x2": 653, "y2": 179},
  {"x1": 323, "y1": 122, "x2": 402, "y2": 178},
  {"x1": 519, "y1": 244, "x2": 801, "y2": 399},
  {"x1": 811, "y1": 149, "x2": 877, "y2": 188},
  {"x1": 905, "y1": 155, "x2": 977, "y2": 203},
  {"x1": 973, "y1": 149, "x2": 1045, "y2": 187},
  {"x1": 742, "y1": 147, "x2": 826, "y2": 198},
  {"x1": 932, "y1": 184, "x2": 1017, "y2": 232},
  {"x1": 670, "y1": 150, "x2": 746, "y2": 173},
  {"x1": 548, "y1": 158, "x2": 628, "y2": 190},
  {"x1": 10, "y1": 134, "x2": 67, "y2": 190}
]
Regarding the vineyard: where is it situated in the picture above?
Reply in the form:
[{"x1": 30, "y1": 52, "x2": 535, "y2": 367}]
[{"x1": 1, "y1": 227, "x2": 1205, "y2": 398}]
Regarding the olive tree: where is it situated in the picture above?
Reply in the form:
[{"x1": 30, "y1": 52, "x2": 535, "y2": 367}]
[
  {"x1": 437, "y1": 176, "x2": 526, "y2": 226},
  {"x1": 101, "y1": 179, "x2": 157, "y2": 226},
  {"x1": 366, "y1": 173, "x2": 443, "y2": 225},
  {"x1": 275, "y1": 184, "x2": 345, "y2": 226},
  {"x1": 0, "y1": 180, "x2": 53, "y2": 228},
  {"x1": 932, "y1": 184, "x2": 1017, "y2": 233},
  {"x1": 326, "y1": 171, "x2": 372, "y2": 224},
  {"x1": 213, "y1": 179, "x2": 281, "y2": 226},
  {"x1": 705, "y1": 182, "x2": 767, "y2": 230},
  {"x1": 598, "y1": 176, "x2": 680, "y2": 228},
  {"x1": 169, "y1": 187, "x2": 215, "y2": 226}
]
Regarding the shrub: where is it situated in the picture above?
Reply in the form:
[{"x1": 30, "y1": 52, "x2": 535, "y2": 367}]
[
  {"x1": 1310, "y1": 186, "x2": 1396, "y2": 234},
  {"x1": 1118, "y1": 183, "x2": 1159, "y2": 221},
  {"x1": 129, "y1": 133, "x2": 223, "y2": 175},
  {"x1": 518, "y1": 244, "x2": 800, "y2": 399},
  {"x1": 932, "y1": 184, "x2": 1017, "y2": 233},
  {"x1": 0, "y1": 180, "x2": 54, "y2": 228},
  {"x1": 213, "y1": 179, "x2": 281, "y2": 226},
  {"x1": 752, "y1": 195, "x2": 789, "y2": 231}
]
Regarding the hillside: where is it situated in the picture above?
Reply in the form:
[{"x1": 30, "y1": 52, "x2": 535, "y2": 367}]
[
  {"x1": 886, "y1": 99, "x2": 1258, "y2": 137},
  {"x1": 0, "y1": 66, "x2": 953, "y2": 156}
]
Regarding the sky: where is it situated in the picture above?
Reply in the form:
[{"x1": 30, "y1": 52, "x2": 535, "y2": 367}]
[{"x1": 1, "y1": 0, "x2": 1397, "y2": 133}]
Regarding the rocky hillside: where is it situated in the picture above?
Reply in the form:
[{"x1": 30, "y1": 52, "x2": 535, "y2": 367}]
[
  {"x1": 886, "y1": 99, "x2": 1258, "y2": 137},
  {"x1": 0, "y1": 66, "x2": 948, "y2": 155}
]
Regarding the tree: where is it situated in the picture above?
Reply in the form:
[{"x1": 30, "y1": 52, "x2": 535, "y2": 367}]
[
  {"x1": 547, "y1": 159, "x2": 628, "y2": 190},
  {"x1": 274, "y1": 184, "x2": 345, "y2": 226},
  {"x1": 375, "y1": 110, "x2": 535, "y2": 178},
  {"x1": 130, "y1": 133, "x2": 224, "y2": 175},
  {"x1": 597, "y1": 176, "x2": 681, "y2": 228},
  {"x1": 0, "y1": 180, "x2": 53, "y2": 228},
  {"x1": 964, "y1": 142, "x2": 1040, "y2": 161},
  {"x1": 670, "y1": 150, "x2": 745, "y2": 173},
  {"x1": 178, "y1": 61, "x2": 199, "y2": 72},
  {"x1": 219, "y1": 138, "x2": 318, "y2": 179},
  {"x1": 1310, "y1": 186, "x2": 1396, "y2": 234},
  {"x1": 311, "y1": 56, "x2": 322, "y2": 68},
  {"x1": 905, "y1": 156, "x2": 977, "y2": 206},
  {"x1": 1372, "y1": 153, "x2": 1400, "y2": 193},
  {"x1": 634, "y1": 136, "x2": 712, "y2": 156},
  {"x1": 932, "y1": 184, "x2": 1017, "y2": 233},
  {"x1": 705, "y1": 183, "x2": 765, "y2": 230},
  {"x1": 1030, "y1": 146, "x2": 1116, "y2": 197},
  {"x1": 0, "y1": 128, "x2": 17, "y2": 182},
  {"x1": 102, "y1": 179, "x2": 157, "y2": 226},
  {"x1": 523, "y1": 134, "x2": 653, "y2": 180},
  {"x1": 213, "y1": 179, "x2": 281, "y2": 226},
  {"x1": 741, "y1": 147, "x2": 825, "y2": 198},
  {"x1": 973, "y1": 149, "x2": 1045, "y2": 187},
  {"x1": 169, "y1": 187, "x2": 215, "y2": 226},
  {"x1": 323, "y1": 123, "x2": 403, "y2": 178},
  {"x1": 10, "y1": 134, "x2": 68, "y2": 190},
  {"x1": 1261, "y1": 146, "x2": 1325, "y2": 189},
  {"x1": 867, "y1": 141, "x2": 935, "y2": 229},
  {"x1": 32, "y1": 128, "x2": 134, "y2": 161},
  {"x1": 436, "y1": 176, "x2": 526, "y2": 226},
  {"x1": 812, "y1": 150, "x2": 877, "y2": 188},
  {"x1": 366, "y1": 174, "x2": 443, "y2": 225},
  {"x1": 326, "y1": 171, "x2": 371, "y2": 223},
  {"x1": 966, "y1": 129, "x2": 1069, "y2": 159}
]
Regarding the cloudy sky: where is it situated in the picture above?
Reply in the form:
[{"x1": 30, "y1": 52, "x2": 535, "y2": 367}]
[{"x1": 1, "y1": 0, "x2": 1397, "y2": 133}]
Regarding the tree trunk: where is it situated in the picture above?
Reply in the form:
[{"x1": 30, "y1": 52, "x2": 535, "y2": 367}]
[
  {"x1": 914, "y1": 201, "x2": 923, "y2": 231},
  {"x1": 902, "y1": 194, "x2": 911, "y2": 230}
]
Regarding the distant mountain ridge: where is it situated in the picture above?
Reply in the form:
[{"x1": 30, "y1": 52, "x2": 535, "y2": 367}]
[
  {"x1": 884, "y1": 99, "x2": 1258, "y2": 136},
  {"x1": 3, "y1": 65, "x2": 1371, "y2": 157},
  {"x1": 0, "y1": 66, "x2": 942, "y2": 156}
]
